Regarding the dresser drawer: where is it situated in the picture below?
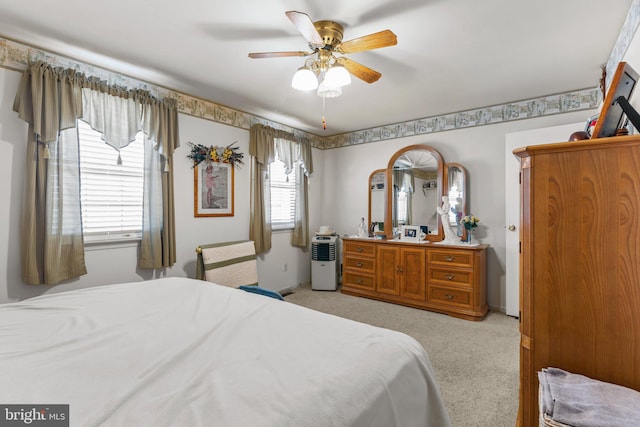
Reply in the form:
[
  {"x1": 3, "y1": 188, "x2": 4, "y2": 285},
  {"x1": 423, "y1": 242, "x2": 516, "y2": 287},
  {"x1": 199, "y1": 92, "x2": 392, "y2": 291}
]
[
  {"x1": 428, "y1": 285, "x2": 472, "y2": 308},
  {"x1": 344, "y1": 256, "x2": 375, "y2": 273},
  {"x1": 343, "y1": 241, "x2": 376, "y2": 257},
  {"x1": 428, "y1": 267, "x2": 472, "y2": 287},
  {"x1": 343, "y1": 271, "x2": 375, "y2": 291},
  {"x1": 427, "y1": 249, "x2": 474, "y2": 268}
]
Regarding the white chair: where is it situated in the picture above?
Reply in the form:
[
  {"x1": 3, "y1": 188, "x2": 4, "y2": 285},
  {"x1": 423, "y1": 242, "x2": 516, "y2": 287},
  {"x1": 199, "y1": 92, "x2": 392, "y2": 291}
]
[
  {"x1": 195, "y1": 240, "x2": 284, "y2": 301},
  {"x1": 195, "y1": 240, "x2": 258, "y2": 287}
]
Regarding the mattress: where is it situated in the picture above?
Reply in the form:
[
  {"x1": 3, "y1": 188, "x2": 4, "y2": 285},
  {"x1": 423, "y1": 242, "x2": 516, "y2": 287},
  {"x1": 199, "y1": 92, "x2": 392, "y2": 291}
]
[{"x1": 0, "y1": 277, "x2": 451, "y2": 427}]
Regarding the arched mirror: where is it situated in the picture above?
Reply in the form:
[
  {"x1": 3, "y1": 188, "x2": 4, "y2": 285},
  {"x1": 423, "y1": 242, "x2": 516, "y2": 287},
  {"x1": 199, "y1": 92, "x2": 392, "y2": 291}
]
[
  {"x1": 368, "y1": 169, "x2": 386, "y2": 235},
  {"x1": 385, "y1": 145, "x2": 444, "y2": 242},
  {"x1": 445, "y1": 163, "x2": 468, "y2": 239}
]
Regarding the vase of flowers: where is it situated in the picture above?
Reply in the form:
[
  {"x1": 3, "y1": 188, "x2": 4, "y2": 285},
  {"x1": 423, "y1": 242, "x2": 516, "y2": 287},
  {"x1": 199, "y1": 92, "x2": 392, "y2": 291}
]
[{"x1": 461, "y1": 215, "x2": 480, "y2": 243}]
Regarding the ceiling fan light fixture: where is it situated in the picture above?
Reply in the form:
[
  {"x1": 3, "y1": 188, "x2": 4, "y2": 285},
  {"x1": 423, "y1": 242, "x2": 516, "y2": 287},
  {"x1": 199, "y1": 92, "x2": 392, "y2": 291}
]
[
  {"x1": 324, "y1": 63, "x2": 351, "y2": 88},
  {"x1": 291, "y1": 66, "x2": 318, "y2": 91},
  {"x1": 317, "y1": 80, "x2": 342, "y2": 98},
  {"x1": 249, "y1": 10, "x2": 397, "y2": 129}
]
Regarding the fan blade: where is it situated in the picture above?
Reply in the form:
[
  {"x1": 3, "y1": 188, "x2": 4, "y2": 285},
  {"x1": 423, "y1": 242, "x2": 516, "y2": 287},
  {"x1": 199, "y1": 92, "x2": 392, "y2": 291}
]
[
  {"x1": 336, "y1": 57, "x2": 381, "y2": 83},
  {"x1": 338, "y1": 30, "x2": 397, "y2": 54},
  {"x1": 248, "y1": 51, "x2": 312, "y2": 59},
  {"x1": 286, "y1": 11, "x2": 324, "y2": 46}
]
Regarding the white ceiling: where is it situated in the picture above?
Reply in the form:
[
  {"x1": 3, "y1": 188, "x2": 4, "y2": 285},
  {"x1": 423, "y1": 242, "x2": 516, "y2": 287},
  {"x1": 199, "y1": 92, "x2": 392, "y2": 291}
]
[{"x1": 0, "y1": 0, "x2": 634, "y2": 136}]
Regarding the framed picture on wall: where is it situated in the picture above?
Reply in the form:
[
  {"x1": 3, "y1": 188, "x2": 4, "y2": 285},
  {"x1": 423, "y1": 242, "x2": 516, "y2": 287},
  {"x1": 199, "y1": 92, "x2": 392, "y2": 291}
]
[{"x1": 194, "y1": 161, "x2": 234, "y2": 217}]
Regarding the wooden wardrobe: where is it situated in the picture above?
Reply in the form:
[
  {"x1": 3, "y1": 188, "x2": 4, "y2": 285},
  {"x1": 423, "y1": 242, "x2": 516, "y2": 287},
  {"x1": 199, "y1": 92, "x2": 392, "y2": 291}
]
[{"x1": 514, "y1": 135, "x2": 640, "y2": 426}]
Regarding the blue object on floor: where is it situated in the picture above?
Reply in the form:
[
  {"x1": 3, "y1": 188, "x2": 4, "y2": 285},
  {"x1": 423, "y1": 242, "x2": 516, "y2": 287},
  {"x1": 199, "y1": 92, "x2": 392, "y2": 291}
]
[{"x1": 239, "y1": 285, "x2": 284, "y2": 301}]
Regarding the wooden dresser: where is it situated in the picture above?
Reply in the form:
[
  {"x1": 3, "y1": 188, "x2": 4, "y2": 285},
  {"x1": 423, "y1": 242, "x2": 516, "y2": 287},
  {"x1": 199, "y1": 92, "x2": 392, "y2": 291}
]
[
  {"x1": 341, "y1": 238, "x2": 488, "y2": 321},
  {"x1": 514, "y1": 135, "x2": 640, "y2": 426}
]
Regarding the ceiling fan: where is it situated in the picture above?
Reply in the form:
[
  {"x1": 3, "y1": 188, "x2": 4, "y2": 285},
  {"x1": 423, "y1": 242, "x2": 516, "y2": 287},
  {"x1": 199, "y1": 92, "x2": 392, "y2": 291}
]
[{"x1": 248, "y1": 11, "x2": 397, "y2": 97}]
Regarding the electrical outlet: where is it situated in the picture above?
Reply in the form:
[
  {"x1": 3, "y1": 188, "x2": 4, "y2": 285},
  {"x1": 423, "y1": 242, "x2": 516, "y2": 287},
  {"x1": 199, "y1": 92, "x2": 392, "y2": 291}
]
[{"x1": 283, "y1": 263, "x2": 288, "y2": 272}]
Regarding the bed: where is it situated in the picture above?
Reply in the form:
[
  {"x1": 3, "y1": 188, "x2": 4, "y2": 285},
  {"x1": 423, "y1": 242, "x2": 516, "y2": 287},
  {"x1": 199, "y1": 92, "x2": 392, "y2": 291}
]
[{"x1": 0, "y1": 277, "x2": 451, "y2": 426}]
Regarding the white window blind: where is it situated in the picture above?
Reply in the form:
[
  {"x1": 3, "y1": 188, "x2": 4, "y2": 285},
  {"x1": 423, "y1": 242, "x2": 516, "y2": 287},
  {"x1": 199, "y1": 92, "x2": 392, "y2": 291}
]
[
  {"x1": 77, "y1": 120, "x2": 144, "y2": 242},
  {"x1": 269, "y1": 157, "x2": 296, "y2": 230}
]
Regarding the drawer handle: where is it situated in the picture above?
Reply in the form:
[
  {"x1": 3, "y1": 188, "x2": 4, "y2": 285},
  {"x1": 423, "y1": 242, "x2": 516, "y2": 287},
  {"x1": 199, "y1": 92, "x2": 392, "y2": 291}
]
[
  {"x1": 357, "y1": 279, "x2": 363, "y2": 284},
  {"x1": 445, "y1": 294, "x2": 454, "y2": 300},
  {"x1": 445, "y1": 273, "x2": 455, "y2": 280},
  {"x1": 396, "y1": 266, "x2": 403, "y2": 273},
  {"x1": 444, "y1": 256, "x2": 455, "y2": 262},
  {"x1": 357, "y1": 262, "x2": 363, "y2": 267},
  {"x1": 356, "y1": 247, "x2": 364, "y2": 252}
]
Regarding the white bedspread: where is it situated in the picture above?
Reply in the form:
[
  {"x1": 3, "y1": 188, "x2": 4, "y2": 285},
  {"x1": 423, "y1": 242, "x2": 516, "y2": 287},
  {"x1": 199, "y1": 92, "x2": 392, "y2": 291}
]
[{"x1": 0, "y1": 277, "x2": 451, "y2": 427}]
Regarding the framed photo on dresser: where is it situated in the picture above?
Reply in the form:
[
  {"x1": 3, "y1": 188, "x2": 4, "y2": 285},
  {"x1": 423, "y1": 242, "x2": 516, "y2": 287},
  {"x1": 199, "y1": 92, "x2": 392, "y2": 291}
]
[{"x1": 400, "y1": 225, "x2": 420, "y2": 241}]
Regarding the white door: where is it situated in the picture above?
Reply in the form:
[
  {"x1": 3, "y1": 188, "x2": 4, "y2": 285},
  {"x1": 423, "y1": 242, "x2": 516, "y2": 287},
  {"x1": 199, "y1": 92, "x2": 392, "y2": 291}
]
[{"x1": 504, "y1": 123, "x2": 583, "y2": 317}]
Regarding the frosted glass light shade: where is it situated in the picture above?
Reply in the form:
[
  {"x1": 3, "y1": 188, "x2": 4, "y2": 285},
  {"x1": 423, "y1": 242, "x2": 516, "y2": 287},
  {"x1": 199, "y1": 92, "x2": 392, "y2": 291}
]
[
  {"x1": 291, "y1": 67, "x2": 318, "y2": 91},
  {"x1": 323, "y1": 64, "x2": 351, "y2": 88},
  {"x1": 317, "y1": 80, "x2": 342, "y2": 98}
]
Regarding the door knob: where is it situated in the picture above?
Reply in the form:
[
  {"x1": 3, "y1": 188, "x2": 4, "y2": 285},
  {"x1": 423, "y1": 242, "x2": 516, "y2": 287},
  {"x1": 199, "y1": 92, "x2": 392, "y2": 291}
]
[{"x1": 508, "y1": 224, "x2": 516, "y2": 231}]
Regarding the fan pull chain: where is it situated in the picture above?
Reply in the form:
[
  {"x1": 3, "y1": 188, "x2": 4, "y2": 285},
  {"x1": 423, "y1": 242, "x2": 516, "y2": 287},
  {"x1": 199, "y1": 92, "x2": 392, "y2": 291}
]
[{"x1": 322, "y1": 96, "x2": 327, "y2": 130}]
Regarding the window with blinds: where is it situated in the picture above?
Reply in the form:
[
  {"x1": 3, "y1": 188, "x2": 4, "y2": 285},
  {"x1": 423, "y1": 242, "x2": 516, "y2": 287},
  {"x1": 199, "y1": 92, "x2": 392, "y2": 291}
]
[
  {"x1": 269, "y1": 157, "x2": 296, "y2": 230},
  {"x1": 77, "y1": 119, "x2": 144, "y2": 242}
]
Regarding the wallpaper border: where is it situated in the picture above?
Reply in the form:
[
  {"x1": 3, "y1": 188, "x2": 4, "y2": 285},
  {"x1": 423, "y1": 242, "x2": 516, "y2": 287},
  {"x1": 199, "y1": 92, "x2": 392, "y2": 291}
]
[
  {"x1": 0, "y1": 36, "x2": 322, "y2": 148},
  {"x1": 322, "y1": 88, "x2": 599, "y2": 149},
  {"x1": 1, "y1": 1, "x2": 638, "y2": 150}
]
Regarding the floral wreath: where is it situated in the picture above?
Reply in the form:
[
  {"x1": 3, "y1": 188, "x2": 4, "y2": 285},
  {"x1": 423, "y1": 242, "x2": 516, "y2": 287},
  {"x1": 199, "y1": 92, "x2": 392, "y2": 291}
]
[{"x1": 186, "y1": 141, "x2": 244, "y2": 168}]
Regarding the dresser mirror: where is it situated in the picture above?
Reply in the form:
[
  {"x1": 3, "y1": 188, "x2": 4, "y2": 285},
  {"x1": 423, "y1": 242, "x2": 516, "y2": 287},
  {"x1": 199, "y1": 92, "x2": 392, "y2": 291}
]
[
  {"x1": 368, "y1": 169, "x2": 386, "y2": 235},
  {"x1": 385, "y1": 145, "x2": 444, "y2": 242},
  {"x1": 445, "y1": 163, "x2": 468, "y2": 238}
]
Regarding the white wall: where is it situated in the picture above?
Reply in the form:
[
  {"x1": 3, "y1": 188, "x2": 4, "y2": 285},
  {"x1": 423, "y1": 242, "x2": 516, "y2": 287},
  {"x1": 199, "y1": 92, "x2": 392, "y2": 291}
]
[
  {"x1": 0, "y1": 64, "x2": 614, "y2": 311},
  {"x1": 623, "y1": 22, "x2": 640, "y2": 125},
  {"x1": 320, "y1": 111, "x2": 595, "y2": 312},
  {"x1": 16, "y1": 50, "x2": 640, "y2": 310},
  {"x1": 0, "y1": 69, "x2": 26, "y2": 302},
  {"x1": 0, "y1": 63, "x2": 597, "y2": 308},
  {"x1": 0, "y1": 67, "x2": 322, "y2": 302}
]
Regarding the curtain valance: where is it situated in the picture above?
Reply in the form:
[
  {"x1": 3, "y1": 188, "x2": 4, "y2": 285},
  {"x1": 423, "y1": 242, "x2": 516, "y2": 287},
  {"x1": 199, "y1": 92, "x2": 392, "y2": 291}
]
[
  {"x1": 13, "y1": 61, "x2": 179, "y2": 160},
  {"x1": 13, "y1": 62, "x2": 83, "y2": 143},
  {"x1": 249, "y1": 124, "x2": 313, "y2": 176}
]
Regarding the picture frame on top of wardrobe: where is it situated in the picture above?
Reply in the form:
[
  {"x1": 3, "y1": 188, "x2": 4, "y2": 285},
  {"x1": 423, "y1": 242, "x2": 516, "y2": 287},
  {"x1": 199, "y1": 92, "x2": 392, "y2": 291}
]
[{"x1": 591, "y1": 61, "x2": 639, "y2": 138}]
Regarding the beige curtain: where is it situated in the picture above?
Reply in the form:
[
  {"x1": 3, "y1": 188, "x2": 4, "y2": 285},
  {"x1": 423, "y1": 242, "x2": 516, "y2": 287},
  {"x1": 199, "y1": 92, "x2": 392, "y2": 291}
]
[
  {"x1": 249, "y1": 124, "x2": 275, "y2": 253},
  {"x1": 13, "y1": 61, "x2": 179, "y2": 284},
  {"x1": 138, "y1": 97, "x2": 179, "y2": 269},
  {"x1": 291, "y1": 163, "x2": 310, "y2": 247},
  {"x1": 292, "y1": 139, "x2": 313, "y2": 248},
  {"x1": 13, "y1": 62, "x2": 86, "y2": 285},
  {"x1": 249, "y1": 124, "x2": 313, "y2": 253}
]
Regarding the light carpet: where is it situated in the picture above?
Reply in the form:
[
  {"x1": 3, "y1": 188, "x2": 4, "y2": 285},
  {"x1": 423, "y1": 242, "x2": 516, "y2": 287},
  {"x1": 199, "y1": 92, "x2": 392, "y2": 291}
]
[{"x1": 284, "y1": 285, "x2": 520, "y2": 427}]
